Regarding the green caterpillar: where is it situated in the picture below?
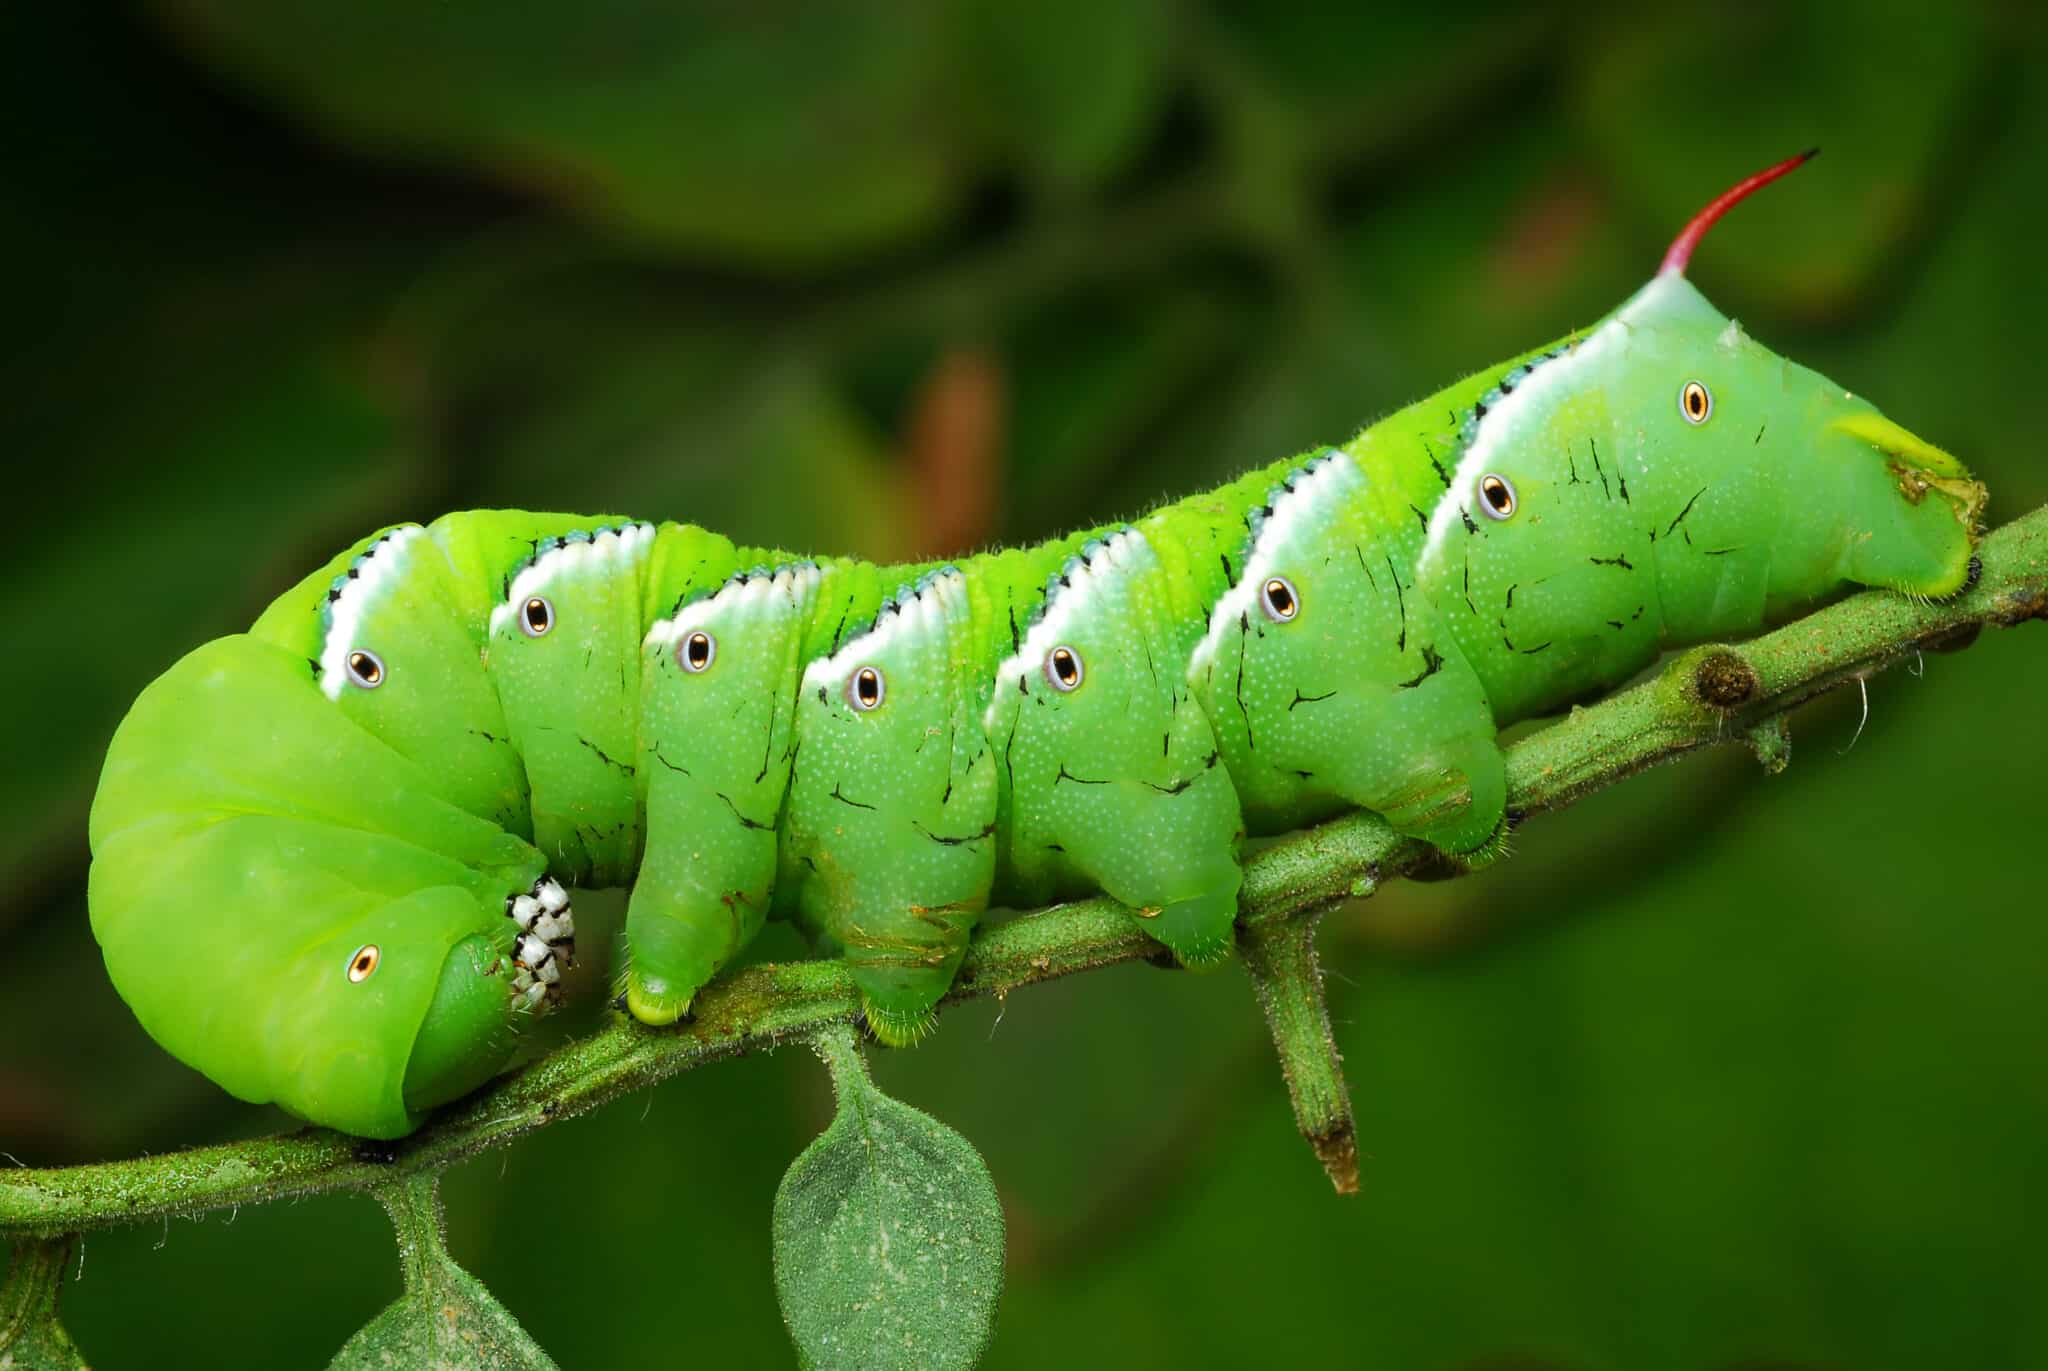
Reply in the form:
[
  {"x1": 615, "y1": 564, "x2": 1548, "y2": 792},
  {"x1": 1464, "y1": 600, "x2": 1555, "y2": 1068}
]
[{"x1": 88, "y1": 154, "x2": 1986, "y2": 1138}]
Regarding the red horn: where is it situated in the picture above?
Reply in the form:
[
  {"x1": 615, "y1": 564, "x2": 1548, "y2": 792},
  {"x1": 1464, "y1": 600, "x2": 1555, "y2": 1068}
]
[{"x1": 1659, "y1": 149, "x2": 1819, "y2": 277}]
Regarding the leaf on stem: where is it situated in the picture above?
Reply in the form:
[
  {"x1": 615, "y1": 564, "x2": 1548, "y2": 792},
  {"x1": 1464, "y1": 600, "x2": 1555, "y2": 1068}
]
[
  {"x1": 774, "y1": 1024, "x2": 1005, "y2": 1371},
  {"x1": 330, "y1": 1174, "x2": 557, "y2": 1371}
]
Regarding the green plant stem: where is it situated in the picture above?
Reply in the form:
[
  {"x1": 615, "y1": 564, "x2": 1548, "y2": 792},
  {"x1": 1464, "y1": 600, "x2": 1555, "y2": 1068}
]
[
  {"x1": 376, "y1": 1174, "x2": 448, "y2": 1292},
  {"x1": 1240, "y1": 915, "x2": 1357, "y2": 1193},
  {"x1": 4, "y1": 506, "x2": 2044, "y2": 1240},
  {"x1": 810, "y1": 1022, "x2": 872, "y2": 1101},
  {"x1": 1, "y1": 1234, "x2": 78, "y2": 1335}
]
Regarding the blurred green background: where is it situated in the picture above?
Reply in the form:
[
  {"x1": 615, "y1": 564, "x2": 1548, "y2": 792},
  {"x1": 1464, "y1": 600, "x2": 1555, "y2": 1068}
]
[{"x1": 7, "y1": 2, "x2": 2047, "y2": 1367}]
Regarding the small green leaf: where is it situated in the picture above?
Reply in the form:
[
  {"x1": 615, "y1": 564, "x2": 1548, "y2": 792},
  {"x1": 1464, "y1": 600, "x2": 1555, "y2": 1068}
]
[
  {"x1": 774, "y1": 1025, "x2": 1005, "y2": 1371},
  {"x1": 330, "y1": 1176, "x2": 557, "y2": 1371},
  {"x1": 0, "y1": 1235, "x2": 88, "y2": 1370}
]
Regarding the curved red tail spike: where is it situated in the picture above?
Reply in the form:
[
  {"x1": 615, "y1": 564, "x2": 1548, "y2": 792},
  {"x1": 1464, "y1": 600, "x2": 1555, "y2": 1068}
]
[{"x1": 1659, "y1": 149, "x2": 1820, "y2": 277}]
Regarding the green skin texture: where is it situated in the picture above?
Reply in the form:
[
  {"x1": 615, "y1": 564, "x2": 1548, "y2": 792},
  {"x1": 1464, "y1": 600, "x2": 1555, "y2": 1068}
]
[{"x1": 87, "y1": 273, "x2": 1984, "y2": 1138}]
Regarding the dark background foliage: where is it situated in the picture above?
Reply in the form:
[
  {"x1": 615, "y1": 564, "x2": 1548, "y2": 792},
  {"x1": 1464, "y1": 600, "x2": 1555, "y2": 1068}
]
[{"x1": 6, "y1": 2, "x2": 2046, "y2": 1366}]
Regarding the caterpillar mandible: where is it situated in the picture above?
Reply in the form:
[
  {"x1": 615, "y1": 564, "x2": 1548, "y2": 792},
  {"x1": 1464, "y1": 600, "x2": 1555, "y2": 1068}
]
[{"x1": 88, "y1": 154, "x2": 1986, "y2": 1138}]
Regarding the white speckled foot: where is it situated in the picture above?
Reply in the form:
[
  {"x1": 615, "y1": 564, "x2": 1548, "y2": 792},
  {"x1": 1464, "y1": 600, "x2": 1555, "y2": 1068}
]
[{"x1": 506, "y1": 877, "x2": 575, "y2": 1012}]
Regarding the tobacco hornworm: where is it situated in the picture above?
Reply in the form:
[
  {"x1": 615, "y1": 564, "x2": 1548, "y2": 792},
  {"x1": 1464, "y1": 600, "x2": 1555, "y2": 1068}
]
[{"x1": 88, "y1": 154, "x2": 1986, "y2": 1138}]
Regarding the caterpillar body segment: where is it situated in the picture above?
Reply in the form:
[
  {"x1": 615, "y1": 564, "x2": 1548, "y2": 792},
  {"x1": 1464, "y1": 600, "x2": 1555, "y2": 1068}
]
[
  {"x1": 986, "y1": 528, "x2": 1245, "y2": 968},
  {"x1": 781, "y1": 568, "x2": 1002, "y2": 1044},
  {"x1": 628, "y1": 560, "x2": 823, "y2": 1026},
  {"x1": 88, "y1": 161, "x2": 1987, "y2": 1134}
]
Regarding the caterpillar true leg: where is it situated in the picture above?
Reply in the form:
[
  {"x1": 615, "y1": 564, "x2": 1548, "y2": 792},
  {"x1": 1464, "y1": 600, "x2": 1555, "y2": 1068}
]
[{"x1": 507, "y1": 877, "x2": 576, "y2": 1011}]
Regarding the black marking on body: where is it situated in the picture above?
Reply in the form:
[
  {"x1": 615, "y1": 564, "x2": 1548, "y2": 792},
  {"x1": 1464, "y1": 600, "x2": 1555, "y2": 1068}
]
[
  {"x1": 1055, "y1": 763, "x2": 1108, "y2": 786},
  {"x1": 1589, "y1": 553, "x2": 1634, "y2": 571},
  {"x1": 652, "y1": 747, "x2": 691, "y2": 776},
  {"x1": 1460, "y1": 506, "x2": 1480, "y2": 535},
  {"x1": 306, "y1": 656, "x2": 322, "y2": 680},
  {"x1": 1566, "y1": 447, "x2": 1585, "y2": 486},
  {"x1": 1498, "y1": 587, "x2": 1551, "y2": 653},
  {"x1": 1755, "y1": 424, "x2": 1767, "y2": 446},
  {"x1": 578, "y1": 737, "x2": 636, "y2": 777},
  {"x1": 1288, "y1": 688, "x2": 1337, "y2": 710},
  {"x1": 1384, "y1": 554, "x2": 1407, "y2": 652},
  {"x1": 912, "y1": 820, "x2": 995, "y2": 847},
  {"x1": 1589, "y1": 441, "x2": 1611, "y2": 500},
  {"x1": 1396, "y1": 645, "x2": 1445, "y2": 689},
  {"x1": 828, "y1": 783, "x2": 876, "y2": 811},
  {"x1": 1666, "y1": 487, "x2": 1707, "y2": 543},
  {"x1": 322, "y1": 529, "x2": 408, "y2": 613},
  {"x1": 469, "y1": 728, "x2": 506, "y2": 745},
  {"x1": 1007, "y1": 605, "x2": 1021, "y2": 655},
  {"x1": 1425, "y1": 442, "x2": 1452, "y2": 489},
  {"x1": 1607, "y1": 444, "x2": 1629, "y2": 504},
  {"x1": 1703, "y1": 547, "x2": 1741, "y2": 557},
  {"x1": 1463, "y1": 558, "x2": 1479, "y2": 616},
  {"x1": 781, "y1": 567, "x2": 810, "y2": 608},
  {"x1": 573, "y1": 821, "x2": 624, "y2": 855},
  {"x1": 1220, "y1": 552, "x2": 1236, "y2": 586},
  {"x1": 754, "y1": 698, "x2": 777, "y2": 784},
  {"x1": 1459, "y1": 347, "x2": 1573, "y2": 446},
  {"x1": 1408, "y1": 502, "x2": 1429, "y2": 531},
  {"x1": 1234, "y1": 612, "x2": 1256, "y2": 750},
  {"x1": 716, "y1": 790, "x2": 772, "y2": 831},
  {"x1": 1147, "y1": 774, "x2": 1196, "y2": 796},
  {"x1": 939, "y1": 721, "x2": 957, "y2": 802},
  {"x1": 1354, "y1": 545, "x2": 1378, "y2": 591}
]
